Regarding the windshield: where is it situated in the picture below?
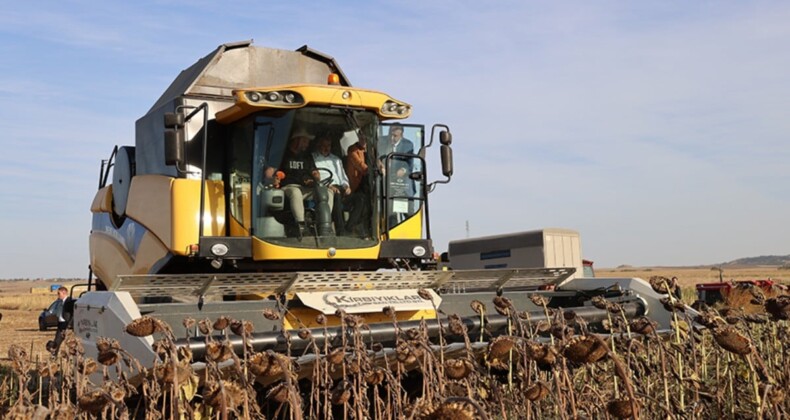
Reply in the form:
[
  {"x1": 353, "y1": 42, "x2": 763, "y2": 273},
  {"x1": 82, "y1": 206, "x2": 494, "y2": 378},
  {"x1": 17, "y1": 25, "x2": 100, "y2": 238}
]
[
  {"x1": 377, "y1": 123, "x2": 425, "y2": 231},
  {"x1": 225, "y1": 107, "x2": 425, "y2": 249}
]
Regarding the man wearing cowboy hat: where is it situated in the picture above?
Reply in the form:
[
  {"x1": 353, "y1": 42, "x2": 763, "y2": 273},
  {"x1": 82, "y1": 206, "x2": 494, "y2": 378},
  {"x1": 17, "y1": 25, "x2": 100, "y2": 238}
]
[{"x1": 279, "y1": 127, "x2": 334, "y2": 237}]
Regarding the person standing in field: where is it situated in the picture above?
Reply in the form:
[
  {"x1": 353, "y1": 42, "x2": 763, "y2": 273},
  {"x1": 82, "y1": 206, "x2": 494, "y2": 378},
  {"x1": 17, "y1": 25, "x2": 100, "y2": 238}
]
[{"x1": 46, "y1": 286, "x2": 72, "y2": 355}]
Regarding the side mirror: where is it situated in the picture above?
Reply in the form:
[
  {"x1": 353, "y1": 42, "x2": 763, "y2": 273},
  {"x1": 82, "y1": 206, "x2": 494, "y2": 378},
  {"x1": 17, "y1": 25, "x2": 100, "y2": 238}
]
[
  {"x1": 439, "y1": 130, "x2": 452, "y2": 146},
  {"x1": 164, "y1": 129, "x2": 184, "y2": 166},
  {"x1": 440, "y1": 145, "x2": 453, "y2": 177}
]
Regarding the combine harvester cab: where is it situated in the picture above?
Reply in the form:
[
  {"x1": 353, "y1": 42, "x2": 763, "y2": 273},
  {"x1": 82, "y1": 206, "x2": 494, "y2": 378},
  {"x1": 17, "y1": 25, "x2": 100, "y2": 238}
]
[{"x1": 76, "y1": 41, "x2": 694, "y2": 386}]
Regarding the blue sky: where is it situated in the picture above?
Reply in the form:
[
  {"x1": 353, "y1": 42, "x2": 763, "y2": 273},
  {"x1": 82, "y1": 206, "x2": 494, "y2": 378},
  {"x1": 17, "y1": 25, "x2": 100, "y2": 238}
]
[{"x1": 0, "y1": 1, "x2": 788, "y2": 278}]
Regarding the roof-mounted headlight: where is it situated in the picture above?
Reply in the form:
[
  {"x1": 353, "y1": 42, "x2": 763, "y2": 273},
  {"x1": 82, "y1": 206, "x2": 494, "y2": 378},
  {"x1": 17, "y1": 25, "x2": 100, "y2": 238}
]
[
  {"x1": 243, "y1": 90, "x2": 303, "y2": 107},
  {"x1": 381, "y1": 100, "x2": 411, "y2": 117}
]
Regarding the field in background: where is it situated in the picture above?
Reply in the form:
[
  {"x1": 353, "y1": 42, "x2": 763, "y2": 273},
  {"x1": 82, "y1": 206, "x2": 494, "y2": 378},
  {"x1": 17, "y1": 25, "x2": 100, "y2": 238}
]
[
  {"x1": 596, "y1": 266, "x2": 786, "y2": 288},
  {"x1": 0, "y1": 281, "x2": 81, "y2": 365}
]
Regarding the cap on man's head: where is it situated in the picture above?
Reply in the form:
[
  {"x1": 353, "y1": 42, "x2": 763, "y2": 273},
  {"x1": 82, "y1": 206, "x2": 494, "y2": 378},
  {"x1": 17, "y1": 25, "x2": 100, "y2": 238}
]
[{"x1": 291, "y1": 127, "x2": 315, "y2": 140}]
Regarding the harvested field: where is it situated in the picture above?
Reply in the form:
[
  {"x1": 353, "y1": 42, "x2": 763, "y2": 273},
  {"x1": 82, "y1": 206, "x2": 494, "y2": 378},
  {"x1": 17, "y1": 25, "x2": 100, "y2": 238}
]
[
  {"x1": 597, "y1": 266, "x2": 786, "y2": 289},
  {"x1": 0, "y1": 270, "x2": 788, "y2": 418}
]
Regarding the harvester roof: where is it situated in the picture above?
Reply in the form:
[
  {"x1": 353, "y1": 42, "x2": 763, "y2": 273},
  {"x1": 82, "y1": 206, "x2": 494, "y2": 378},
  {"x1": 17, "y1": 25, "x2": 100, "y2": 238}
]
[{"x1": 147, "y1": 40, "x2": 351, "y2": 113}]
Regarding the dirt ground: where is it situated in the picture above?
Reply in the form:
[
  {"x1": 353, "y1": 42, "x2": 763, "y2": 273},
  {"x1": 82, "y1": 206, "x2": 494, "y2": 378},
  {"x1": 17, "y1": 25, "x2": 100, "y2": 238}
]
[
  {"x1": 0, "y1": 281, "x2": 81, "y2": 366},
  {"x1": 0, "y1": 308, "x2": 54, "y2": 365},
  {"x1": 0, "y1": 267, "x2": 786, "y2": 368}
]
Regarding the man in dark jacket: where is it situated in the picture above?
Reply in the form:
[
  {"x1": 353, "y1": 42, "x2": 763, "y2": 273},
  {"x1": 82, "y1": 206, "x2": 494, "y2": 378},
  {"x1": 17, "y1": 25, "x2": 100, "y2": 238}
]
[{"x1": 46, "y1": 286, "x2": 72, "y2": 354}]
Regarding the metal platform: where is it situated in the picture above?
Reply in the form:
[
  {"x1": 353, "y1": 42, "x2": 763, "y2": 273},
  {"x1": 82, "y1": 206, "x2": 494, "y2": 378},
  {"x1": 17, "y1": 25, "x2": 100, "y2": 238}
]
[{"x1": 112, "y1": 267, "x2": 575, "y2": 299}]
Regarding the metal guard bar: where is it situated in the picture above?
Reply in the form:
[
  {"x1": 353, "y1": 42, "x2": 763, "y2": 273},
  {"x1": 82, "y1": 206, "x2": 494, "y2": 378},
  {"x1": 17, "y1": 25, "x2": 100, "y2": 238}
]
[
  {"x1": 113, "y1": 268, "x2": 576, "y2": 299},
  {"x1": 178, "y1": 301, "x2": 643, "y2": 361}
]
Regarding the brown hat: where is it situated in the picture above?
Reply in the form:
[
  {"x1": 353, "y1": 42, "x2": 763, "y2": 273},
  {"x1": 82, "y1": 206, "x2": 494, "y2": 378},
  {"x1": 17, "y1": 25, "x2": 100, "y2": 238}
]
[{"x1": 291, "y1": 127, "x2": 315, "y2": 140}]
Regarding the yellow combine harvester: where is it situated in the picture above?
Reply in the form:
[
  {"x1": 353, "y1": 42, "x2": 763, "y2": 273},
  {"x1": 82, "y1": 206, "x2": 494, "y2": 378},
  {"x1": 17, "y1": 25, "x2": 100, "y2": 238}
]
[{"x1": 75, "y1": 41, "x2": 685, "y2": 380}]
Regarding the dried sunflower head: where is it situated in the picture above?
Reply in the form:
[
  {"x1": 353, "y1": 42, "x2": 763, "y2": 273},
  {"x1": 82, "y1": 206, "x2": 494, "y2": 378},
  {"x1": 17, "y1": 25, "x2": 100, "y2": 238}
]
[
  {"x1": 529, "y1": 294, "x2": 548, "y2": 307},
  {"x1": 525, "y1": 342, "x2": 558, "y2": 367},
  {"x1": 327, "y1": 347, "x2": 346, "y2": 365},
  {"x1": 660, "y1": 297, "x2": 686, "y2": 313},
  {"x1": 417, "y1": 288, "x2": 434, "y2": 302},
  {"x1": 765, "y1": 296, "x2": 790, "y2": 321},
  {"x1": 125, "y1": 316, "x2": 165, "y2": 337},
  {"x1": 712, "y1": 326, "x2": 752, "y2": 355},
  {"x1": 77, "y1": 389, "x2": 109, "y2": 415},
  {"x1": 425, "y1": 397, "x2": 482, "y2": 420},
  {"x1": 562, "y1": 335, "x2": 608, "y2": 364},
  {"x1": 525, "y1": 381, "x2": 550, "y2": 401},
  {"x1": 262, "y1": 308, "x2": 281, "y2": 321},
  {"x1": 444, "y1": 358, "x2": 475, "y2": 380},
  {"x1": 649, "y1": 276, "x2": 676, "y2": 294},
  {"x1": 395, "y1": 341, "x2": 424, "y2": 365},
  {"x1": 248, "y1": 351, "x2": 291, "y2": 379},
  {"x1": 297, "y1": 328, "x2": 311, "y2": 340},
  {"x1": 470, "y1": 300, "x2": 486, "y2": 315},
  {"x1": 213, "y1": 316, "x2": 231, "y2": 331},
  {"x1": 96, "y1": 338, "x2": 122, "y2": 366},
  {"x1": 197, "y1": 318, "x2": 211, "y2": 335},
  {"x1": 493, "y1": 296, "x2": 513, "y2": 316},
  {"x1": 266, "y1": 382, "x2": 291, "y2": 404},
  {"x1": 591, "y1": 296, "x2": 608, "y2": 310},
  {"x1": 104, "y1": 383, "x2": 126, "y2": 403},
  {"x1": 630, "y1": 317, "x2": 658, "y2": 335},
  {"x1": 330, "y1": 380, "x2": 352, "y2": 405},
  {"x1": 487, "y1": 336, "x2": 519, "y2": 370},
  {"x1": 364, "y1": 367, "x2": 386, "y2": 385},
  {"x1": 230, "y1": 320, "x2": 254, "y2": 336},
  {"x1": 79, "y1": 358, "x2": 98, "y2": 375},
  {"x1": 182, "y1": 317, "x2": 196, "y2": 330},
  {"x1": 607, "y1": 398, "x2": 638, "y2": 419},
  {"x1": 202, "y1": 380, "x2": 245, "y2": 410},
  {"x1": 205, "y1": 341, "x2": 233, "y2": 363},
  {"x1": 447, "y1": 314, "x2": 466, "y2": 335}
]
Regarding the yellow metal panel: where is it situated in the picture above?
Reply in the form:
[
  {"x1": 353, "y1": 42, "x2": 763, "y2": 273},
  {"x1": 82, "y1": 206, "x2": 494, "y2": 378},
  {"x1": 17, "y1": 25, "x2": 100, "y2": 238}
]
[
  {"x1": 251, "y1": 237, "x2": 380, "y2": 260},
  {"x1": 171, "y1": 179, "x2": 226, "y2": 255},
  {"x1": 90, "y1": 186, "x2": 113, "y2": 213},
  {"x1": 228, "y1": 215, "x2": 250, "y2": 237},
  {"x1": 387, "y1": 208, "x2": 423, "y2": 239},
  {"x1": 216, "y1": 85, "x2": 410, "y2": 124}
]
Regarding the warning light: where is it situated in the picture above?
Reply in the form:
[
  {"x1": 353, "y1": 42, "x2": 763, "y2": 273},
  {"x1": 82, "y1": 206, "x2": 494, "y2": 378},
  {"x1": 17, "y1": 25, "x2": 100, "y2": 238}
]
[{"x1": 327, "y1": 73, "x2": 341, "y2": 85}]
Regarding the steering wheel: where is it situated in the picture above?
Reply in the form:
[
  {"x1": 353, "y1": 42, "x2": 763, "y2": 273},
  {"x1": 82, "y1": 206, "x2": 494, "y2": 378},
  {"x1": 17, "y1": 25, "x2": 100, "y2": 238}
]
[{"x1": 316, "y1": 167, "x2": 334, "y2": 187}]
